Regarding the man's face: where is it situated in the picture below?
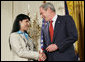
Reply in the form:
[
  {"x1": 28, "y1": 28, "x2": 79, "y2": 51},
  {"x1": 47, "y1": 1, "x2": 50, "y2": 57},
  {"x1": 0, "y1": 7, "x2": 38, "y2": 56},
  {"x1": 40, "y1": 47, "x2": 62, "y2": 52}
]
[{"x1": 39, "y1": 7, "x2": 50, "y2": 21}]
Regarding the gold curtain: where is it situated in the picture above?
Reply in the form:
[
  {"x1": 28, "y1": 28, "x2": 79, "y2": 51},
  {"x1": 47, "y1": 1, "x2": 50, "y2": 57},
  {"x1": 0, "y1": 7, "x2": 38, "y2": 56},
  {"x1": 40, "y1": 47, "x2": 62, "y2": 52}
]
[{"x1": 67, "y1": 1, "x2": 84, "y2": 61}]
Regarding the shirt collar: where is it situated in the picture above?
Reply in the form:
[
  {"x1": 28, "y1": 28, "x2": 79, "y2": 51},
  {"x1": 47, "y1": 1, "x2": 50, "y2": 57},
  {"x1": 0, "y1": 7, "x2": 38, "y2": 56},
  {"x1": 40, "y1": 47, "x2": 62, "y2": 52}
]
[
  {"x1": 17, "y1": 30, "x2": 24, "y2": 34},
  {"x1": 17, "y1": 30, "x2": 29, "y2": 40},
  {"x1": 52, "y1": 14, "x2": 58, "y2": 22}
]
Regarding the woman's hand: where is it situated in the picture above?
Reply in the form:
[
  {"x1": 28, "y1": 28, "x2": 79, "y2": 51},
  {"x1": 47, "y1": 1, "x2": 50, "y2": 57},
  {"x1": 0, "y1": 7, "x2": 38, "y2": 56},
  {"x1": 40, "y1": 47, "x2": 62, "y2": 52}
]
[{"x1": 38, "y1": 51, "x2": 47, "y2": 61}]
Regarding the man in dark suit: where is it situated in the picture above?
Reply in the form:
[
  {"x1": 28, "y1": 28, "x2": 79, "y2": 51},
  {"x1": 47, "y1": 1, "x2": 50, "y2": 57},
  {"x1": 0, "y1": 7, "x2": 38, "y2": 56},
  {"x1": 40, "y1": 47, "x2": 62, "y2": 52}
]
[{"x1": 39, "y1": 2, "x2": 78, "y2": 61}]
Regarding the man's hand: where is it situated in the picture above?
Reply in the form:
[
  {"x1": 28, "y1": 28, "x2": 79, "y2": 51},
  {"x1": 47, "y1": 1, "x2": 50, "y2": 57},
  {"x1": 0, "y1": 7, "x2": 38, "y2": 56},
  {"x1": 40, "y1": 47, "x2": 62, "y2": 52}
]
[
  {"x1": 38, "y1": 51, "x2": 47, "y2": 61},
  {"x1": 46, "y1": 44, "x2": 58, "y2": 52}
]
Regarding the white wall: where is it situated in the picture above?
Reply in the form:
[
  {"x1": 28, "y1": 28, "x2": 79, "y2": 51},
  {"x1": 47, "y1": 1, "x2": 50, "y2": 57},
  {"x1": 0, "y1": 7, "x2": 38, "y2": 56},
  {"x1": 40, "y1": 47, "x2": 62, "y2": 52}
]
[
  {"x1": 1, "y1": 1, "x2": 13, "y2": 61},
  {"x1": 1, "y1": 1, "x2": 65, "y2": 61}
]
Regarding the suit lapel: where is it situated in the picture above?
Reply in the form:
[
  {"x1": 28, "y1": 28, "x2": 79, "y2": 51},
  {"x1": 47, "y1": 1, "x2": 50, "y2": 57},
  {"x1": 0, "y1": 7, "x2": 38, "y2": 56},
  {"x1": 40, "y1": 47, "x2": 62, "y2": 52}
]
[
  {"x1": 45, "y1": 22, "x2": 51, "y2": 45},
  {"x1": 47, "y1": 22, "x2": 51, "y2": 44},
  {"x1": 19, "y1": 34, "x2": 28, "y2": 43},
  {"x1": 53, "y1": 15, "x2": 61, "y2": 43}
]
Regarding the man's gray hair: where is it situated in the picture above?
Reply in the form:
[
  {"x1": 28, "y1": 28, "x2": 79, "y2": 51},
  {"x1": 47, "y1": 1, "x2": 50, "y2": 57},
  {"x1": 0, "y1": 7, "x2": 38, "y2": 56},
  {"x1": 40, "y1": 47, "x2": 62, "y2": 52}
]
[{"x1": 40, "y1": 2, "x2": 56, "y2": 12}]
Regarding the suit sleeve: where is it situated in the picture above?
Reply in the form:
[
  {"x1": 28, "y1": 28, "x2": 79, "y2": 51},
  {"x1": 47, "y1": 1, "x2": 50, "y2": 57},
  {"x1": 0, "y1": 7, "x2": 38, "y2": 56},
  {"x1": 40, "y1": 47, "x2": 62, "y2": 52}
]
[
  {"x1": 56, "y1": 15, "x2": 78, "y2": 52},
  {"x1": 10, "y1": 33, "x2": 39, "y2": 60}
]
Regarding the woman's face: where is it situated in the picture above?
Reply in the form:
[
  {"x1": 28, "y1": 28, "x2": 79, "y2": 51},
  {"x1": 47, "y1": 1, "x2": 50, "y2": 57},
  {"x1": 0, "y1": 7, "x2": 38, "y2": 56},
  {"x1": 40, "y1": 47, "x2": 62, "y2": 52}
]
[{"x1": 19, "y1": 19, "x2": 30, "y2": 31}]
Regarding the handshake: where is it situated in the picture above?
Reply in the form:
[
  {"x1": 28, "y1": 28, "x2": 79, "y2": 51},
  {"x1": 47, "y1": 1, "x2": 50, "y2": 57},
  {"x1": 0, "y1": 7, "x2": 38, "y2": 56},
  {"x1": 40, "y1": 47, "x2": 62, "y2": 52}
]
[
  {"x1": 38, "y1": 44, "x2": 58, "y2": 61},
  {"x1": 38, "y1": 51, "x2": 47, "y2": 61}
]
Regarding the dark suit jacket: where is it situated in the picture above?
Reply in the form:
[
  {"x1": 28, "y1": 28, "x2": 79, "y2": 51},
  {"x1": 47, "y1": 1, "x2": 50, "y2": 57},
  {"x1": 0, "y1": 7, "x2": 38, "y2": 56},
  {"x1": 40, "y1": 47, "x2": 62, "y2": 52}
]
[{"x1": 42, "y1": 15, "x2": 78, "y2": 61}]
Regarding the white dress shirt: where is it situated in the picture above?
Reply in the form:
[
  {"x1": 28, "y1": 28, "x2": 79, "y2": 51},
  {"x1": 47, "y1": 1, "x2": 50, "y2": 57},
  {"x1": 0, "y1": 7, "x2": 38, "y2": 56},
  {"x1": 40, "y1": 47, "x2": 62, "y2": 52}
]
[{"x1": 52, "y1": 14, "x2": 58, "y2": 30}]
